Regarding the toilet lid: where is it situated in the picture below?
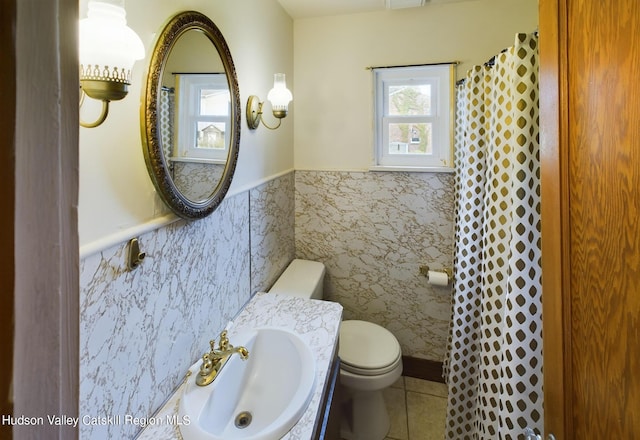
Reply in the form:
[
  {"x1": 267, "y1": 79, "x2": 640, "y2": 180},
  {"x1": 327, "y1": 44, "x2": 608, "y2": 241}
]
[{"x1": 339, "y1": 320, "x2": 401, "y2": 371}]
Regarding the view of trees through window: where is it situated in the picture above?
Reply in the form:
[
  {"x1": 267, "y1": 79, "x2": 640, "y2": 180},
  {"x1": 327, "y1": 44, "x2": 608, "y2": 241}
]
[
  {"x1": 388, "y1": 84, "x2": 433, "y2": 155},
  {"x1": 195, "y1": 88, "x2": 229, "y2": 150}
]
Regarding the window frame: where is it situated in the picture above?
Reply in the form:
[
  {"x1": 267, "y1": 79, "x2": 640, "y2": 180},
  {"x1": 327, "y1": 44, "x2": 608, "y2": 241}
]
[
  {"x1": 174, "y1": 73, "x2": 230, "y2": 163},
  {"x1": 372, "y1": 64, "x2": 455, "y2": 172}
]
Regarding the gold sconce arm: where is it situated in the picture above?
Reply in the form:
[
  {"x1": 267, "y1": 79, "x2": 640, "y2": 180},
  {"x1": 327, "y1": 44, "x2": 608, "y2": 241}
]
[
  {"x1": 79, "y1": 92, "x2": 110, "y2": 128},
  {"x1": 246, "y1": 95, "x2": 286, "y2": 130},
  {"x1": 79, "y1": 78, "x2": 129, "y2": 128}
]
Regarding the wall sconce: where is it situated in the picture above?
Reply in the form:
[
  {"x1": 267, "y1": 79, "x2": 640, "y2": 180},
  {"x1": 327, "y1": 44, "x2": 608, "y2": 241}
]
[
  {"x1": 246, "y1": 73, "x2": 293, "y2": 130},
  {"x1": 79, "y1": 0, "x2": 145, "y2": 128}
]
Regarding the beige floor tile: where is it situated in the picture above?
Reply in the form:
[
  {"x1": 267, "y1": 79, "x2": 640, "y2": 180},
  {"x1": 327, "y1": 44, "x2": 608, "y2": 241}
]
[
  {"x1": 406, "y1": 391, "x2": 447, "y2": 440},
  {"x1": 383, "y1": 386, "x2": 408, "y2": 440},
  {"x1": 344, "y1": 377, "x2": 448, "y2": 440},
  {"x1": 404, "y1": 377, "x2": 448, "y2": 398}
]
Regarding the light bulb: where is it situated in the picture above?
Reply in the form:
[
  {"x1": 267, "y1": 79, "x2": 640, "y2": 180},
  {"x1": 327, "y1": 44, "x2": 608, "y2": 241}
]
[{"x1": 266, "y1": 73, "x2": 293, "y2": 116}]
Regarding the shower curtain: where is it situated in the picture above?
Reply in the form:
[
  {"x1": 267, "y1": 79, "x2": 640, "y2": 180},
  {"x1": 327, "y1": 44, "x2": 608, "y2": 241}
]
[
  {"x1": 159, "y1": 86, "x2": 175, "y2": 161},
  {"x1": 444, "y1": 32, "x2": 542, "y2": 439}
]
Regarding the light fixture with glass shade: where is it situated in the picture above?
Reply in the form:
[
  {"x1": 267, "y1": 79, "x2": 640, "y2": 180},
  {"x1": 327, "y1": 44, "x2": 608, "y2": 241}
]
[
  {"x1": 246, "y1": 73, "x2": 293, "y2": 130},
  {"x1": 79, "y1": 0, "x2": 145, "y2": 128}
]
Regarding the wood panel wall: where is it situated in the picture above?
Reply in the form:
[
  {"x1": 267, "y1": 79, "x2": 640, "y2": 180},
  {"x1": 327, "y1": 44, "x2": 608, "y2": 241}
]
[
  {"x1": 567, "y1": 1, "x2": 640, "y2": 437},
  {"x1": 541, "y1": 0, "x2": 640, "y2": 438}
]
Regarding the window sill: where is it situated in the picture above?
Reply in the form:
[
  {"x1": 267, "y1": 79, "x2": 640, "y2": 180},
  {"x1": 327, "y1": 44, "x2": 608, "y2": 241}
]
[
  {"x1": 369, "y1": 165, "x2": 454, "y2": 174},
  {"x1": 169, "y1": 157, "x2": 226, "y2": 165}
]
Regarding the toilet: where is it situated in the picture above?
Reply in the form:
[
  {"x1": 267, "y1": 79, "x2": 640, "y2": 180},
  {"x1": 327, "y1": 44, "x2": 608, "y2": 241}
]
[{"x1": 269, "y1": 259, "x2": 403, "y2": 440}]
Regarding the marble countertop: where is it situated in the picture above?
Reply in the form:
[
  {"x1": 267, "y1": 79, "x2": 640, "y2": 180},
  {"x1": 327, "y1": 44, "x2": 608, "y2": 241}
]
[{"x1": 136, "y1": 292, "x2": 343, "y2": 440}]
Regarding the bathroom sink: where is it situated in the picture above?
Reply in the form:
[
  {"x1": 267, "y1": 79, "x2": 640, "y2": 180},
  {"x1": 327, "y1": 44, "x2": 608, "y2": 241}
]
[{"x1": 178, "y1": 327, "x2": 316, "y2": 440}]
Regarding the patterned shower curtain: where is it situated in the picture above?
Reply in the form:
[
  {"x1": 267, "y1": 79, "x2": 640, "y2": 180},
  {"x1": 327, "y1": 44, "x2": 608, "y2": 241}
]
[
  {"x1": 159, "y1": 86, "x2": 175, "y2": 161},
  {"x1": 443, "y1": 32, "x2": 542, "y2": 439}
]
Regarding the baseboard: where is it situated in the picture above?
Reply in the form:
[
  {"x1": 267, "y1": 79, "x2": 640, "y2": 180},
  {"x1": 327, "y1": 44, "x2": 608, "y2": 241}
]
[{"x1": 401, "y1": 356, "x2": 445, "y2": 383}]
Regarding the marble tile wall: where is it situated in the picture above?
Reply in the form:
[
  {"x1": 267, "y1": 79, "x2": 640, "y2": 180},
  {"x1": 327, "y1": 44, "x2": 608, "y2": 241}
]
[
  {"x1": 249, "y1": 172, "x2": 296, "y2": 294},
  {"x1": 295, "y1": 170, "x2": 455, "y2": 361},
  {"x1": 172, "y1": 162, "x2": 224, "y2": 202},
  {"x1": 79, "y1": 172, "x2": 295, "y2": 440}
]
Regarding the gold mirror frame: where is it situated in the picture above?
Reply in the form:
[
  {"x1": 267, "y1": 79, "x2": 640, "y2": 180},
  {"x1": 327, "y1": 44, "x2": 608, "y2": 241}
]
[{"x1": 141, "y1": 11, "x2": 240, "y2": 219}]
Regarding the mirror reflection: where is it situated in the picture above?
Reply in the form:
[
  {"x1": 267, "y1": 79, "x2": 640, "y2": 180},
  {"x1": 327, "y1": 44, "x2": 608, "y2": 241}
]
[
  {"x1": 142, "y1": 11, "x2": 240, "y2": 219},
  {"x1": 159, "y1": 30, "x2": 230, "y2": 202}
]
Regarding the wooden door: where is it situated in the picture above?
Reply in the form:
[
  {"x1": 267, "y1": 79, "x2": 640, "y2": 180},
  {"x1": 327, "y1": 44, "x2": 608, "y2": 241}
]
[{"x1": 540, "y1": 0, "x2": 640, "y2": 438}]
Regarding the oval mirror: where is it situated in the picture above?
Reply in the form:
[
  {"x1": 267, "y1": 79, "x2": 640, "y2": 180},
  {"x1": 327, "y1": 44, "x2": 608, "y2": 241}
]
[{"x1": 141, "y1": 11, "x2": 240, "y2": 219}]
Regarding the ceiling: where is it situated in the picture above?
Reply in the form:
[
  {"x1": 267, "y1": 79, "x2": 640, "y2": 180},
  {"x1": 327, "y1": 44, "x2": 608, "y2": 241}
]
[{"x1": 277, "y1": 0, "x2": 466, "y2": 19}]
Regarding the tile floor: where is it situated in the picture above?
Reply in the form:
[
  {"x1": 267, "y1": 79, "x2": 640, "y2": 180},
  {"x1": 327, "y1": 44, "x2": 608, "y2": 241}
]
[{"x1": 383, "y1": 376, "x2": 448, "y2": 440}]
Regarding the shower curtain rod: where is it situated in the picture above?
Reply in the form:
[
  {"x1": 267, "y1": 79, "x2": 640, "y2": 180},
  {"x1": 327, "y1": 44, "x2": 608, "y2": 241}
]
[
  {"x1": 455, "y1": 50, "x2": 505, "y2": 86},
  {"x1": 454, "y1": 48, "x2": 509, "y2": 87},
  {"x1": 366, "y1": 61, "x2": 459, "y2": 70},
  {"x1": 484, "y1": 29, "x2": 538, "y2": 68}
]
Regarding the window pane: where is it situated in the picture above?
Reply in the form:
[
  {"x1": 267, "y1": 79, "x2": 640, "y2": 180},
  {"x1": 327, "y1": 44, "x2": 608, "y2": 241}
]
[
  {"x1": 388, "y1": 123, "x2": 432, "y2": 154},
  {"x1": 199, "y1": 89, "x2": 230, "y2": 116},
  {"x1": 388, "y1": 84, "x2": 432, "y2": 116},
  {"x1": 196, "y1": 122, "x2": 226, "y2": 149}
]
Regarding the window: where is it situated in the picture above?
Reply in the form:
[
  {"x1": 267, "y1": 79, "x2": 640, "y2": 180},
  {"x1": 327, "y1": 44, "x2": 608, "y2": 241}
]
[
  {"x1": 373, "y1": 64, "x2": 454, "y2": 170},
  {"x1": 175, "y1": 73, "x2": 231, "y2": 162}
]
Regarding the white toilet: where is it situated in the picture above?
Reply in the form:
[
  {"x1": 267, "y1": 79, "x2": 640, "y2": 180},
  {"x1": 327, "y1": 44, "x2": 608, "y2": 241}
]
[{"x1": 269, "y1": 259, "x2": 403, "y2": 440}]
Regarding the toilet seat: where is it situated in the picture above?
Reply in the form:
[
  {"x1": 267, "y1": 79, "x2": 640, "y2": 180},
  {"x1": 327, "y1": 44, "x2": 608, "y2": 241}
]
[
  {"x1": 341, "y1": 351, "x2": 402, "y2": 376},
  {"x1": 339, "y1": 320, "x2": 401, "y2": 376}
]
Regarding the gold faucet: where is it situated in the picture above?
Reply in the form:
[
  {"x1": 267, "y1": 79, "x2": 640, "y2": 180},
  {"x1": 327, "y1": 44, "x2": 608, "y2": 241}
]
[{"x1": 195, "y1": 330, "x2": 249, "y2": 386}]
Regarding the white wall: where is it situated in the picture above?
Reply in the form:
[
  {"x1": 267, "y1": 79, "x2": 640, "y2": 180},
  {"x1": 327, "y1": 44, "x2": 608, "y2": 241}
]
[
  {"x1": 293, "y1": 0, "x2": 539, "y2": 171},
  {"x1": 79, "y1": 0, "x2": 294, "y2": 247}
]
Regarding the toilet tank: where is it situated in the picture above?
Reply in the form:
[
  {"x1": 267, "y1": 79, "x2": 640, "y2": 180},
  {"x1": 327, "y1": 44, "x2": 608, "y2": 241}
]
[{"x1": 268, "y1": 259, "x2": 326, "y2": 300}]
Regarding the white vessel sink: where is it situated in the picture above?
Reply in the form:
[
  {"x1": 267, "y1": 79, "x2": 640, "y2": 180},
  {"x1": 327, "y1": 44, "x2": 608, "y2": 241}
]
[{"x1": 178, "y1": 327, "x2": 316, "y2": 440}]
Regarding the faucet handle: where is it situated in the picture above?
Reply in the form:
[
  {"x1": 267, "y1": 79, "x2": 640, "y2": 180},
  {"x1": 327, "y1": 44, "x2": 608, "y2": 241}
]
[
  {"x1": 199, "y1": 353, "x2": 214, "y2": 377},
  {"x1": 196, "y1": 352, "x2": 219, "y2": 387},
  {"x1": 218, "y1": 330, "x2": 230, "y2": 350}
]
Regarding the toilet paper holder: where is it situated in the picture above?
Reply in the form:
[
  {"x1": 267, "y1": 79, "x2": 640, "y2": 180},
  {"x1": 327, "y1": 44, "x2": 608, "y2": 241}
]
[{"x1": 419, "y1": 265, "x2": 453, "y2": 283}]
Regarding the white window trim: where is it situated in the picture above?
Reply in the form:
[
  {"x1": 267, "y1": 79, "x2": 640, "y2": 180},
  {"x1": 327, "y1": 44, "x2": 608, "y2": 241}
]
[
  {"x1": 174, "y1": 73, "x2": 230, "y2": 162},
  {"x1": 372, "y1": 64, "x2": 455, "y2": 172}
]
